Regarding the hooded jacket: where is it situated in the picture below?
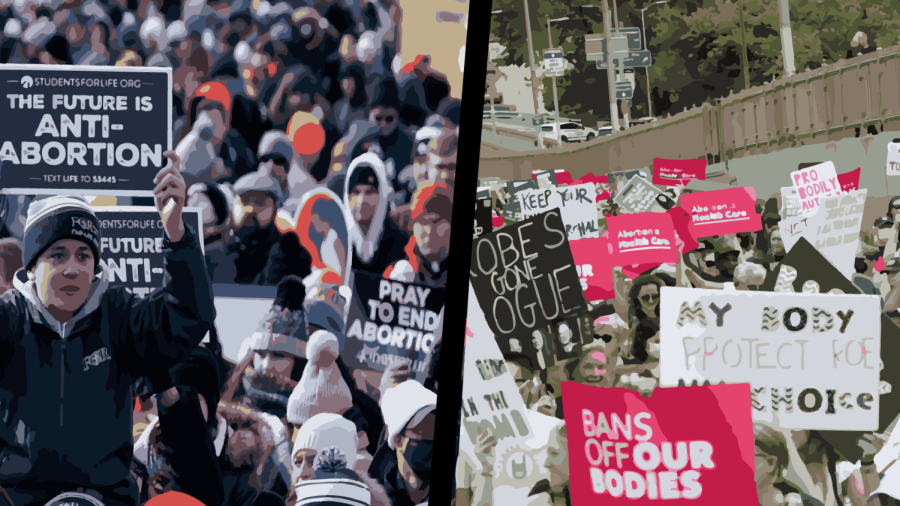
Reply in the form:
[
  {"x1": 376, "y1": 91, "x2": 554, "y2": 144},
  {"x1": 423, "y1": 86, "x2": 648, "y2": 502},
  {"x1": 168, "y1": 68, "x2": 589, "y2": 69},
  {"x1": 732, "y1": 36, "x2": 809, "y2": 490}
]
[
  {"x1": 344, "y1": 154, "x2": 408, "y2": 275},
  {"x1": 0, "y1": 226, "x2": 215, "y2": 504}
]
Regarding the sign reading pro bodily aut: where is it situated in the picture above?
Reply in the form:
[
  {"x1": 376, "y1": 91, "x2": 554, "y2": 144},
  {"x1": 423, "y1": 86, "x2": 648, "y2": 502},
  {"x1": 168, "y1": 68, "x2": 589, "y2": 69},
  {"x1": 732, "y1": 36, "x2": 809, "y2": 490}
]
[
  {"x1": 790, "y1": 161, "x2": 841, "y2": 214},
  {"x1": 660, "y1": 287, "x2": 882, "y2": 430},
  {"x1": 561, "y1": 381, "x2": 757, "y2": 504},
  {"x1": 0, "y1": 65, "x2": 172, "y2": 195},
  {"x1": 96, "y1": 207, "x2": 202, "y2": 297},
  {"x1": 469, "y1": 210, "x2": 587, "y2": 338},
  {"x1": 517, "y1": 183, "x2": 600, "y2": 240}
]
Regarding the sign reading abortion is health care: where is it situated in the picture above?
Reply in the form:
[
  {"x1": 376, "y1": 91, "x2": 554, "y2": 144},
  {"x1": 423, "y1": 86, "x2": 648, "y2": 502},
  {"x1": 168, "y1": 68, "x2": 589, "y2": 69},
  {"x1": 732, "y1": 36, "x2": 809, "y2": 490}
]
[{"x1": 0, "y1": 65, "x2": 172, "y2": 195}]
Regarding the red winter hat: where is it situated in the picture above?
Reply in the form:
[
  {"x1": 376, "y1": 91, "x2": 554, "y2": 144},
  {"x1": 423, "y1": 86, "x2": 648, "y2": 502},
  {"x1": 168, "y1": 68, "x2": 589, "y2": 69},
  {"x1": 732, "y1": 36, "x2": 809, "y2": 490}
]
[
  {"x1": 144, "y1": 492, "x2": 205, "y2": 506},
  {"x1": 196, "y1": 82, "x2": 231, "y2": 111}
]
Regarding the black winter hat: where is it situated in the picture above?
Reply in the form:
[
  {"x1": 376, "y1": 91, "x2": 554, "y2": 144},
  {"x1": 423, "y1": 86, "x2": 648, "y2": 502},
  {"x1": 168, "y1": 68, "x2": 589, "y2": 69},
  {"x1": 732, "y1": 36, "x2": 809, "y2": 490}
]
[{"x1": 22, "y1": 196, "x2": 102, "y2": 273}]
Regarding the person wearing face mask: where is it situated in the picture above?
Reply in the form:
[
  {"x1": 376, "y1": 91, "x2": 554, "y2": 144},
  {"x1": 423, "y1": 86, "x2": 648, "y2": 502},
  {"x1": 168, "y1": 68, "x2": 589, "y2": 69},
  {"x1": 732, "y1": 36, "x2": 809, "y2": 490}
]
[
  {"x1": 0, "y1": 155, "x2": 215, "y2": 506},
  {"x1": 371, "y1": 380, "x2": 436, "y2": 506},
  {"x1": 256, "y1": 131, "x2": 318, "y2": 207},
  {"x1": 344, "y1": 154, "x2": 409, "y2": 277},
  {"x1": 387, "y1": 184, "x2": 453, "y2": 288}
]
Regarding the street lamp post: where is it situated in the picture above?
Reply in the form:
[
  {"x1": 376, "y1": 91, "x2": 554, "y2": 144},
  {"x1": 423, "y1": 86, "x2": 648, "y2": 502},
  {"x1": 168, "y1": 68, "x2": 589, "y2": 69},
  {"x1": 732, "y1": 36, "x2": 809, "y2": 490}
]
[
  {"x1": 547, "y1": 16, "x2": 569, "y2": 148},
  {"x1": 641, "y1": 0, "x2": 667, "y2": 119},
  {"x1": 490, "y1": 10, "x2": 502, "y2": 139}
]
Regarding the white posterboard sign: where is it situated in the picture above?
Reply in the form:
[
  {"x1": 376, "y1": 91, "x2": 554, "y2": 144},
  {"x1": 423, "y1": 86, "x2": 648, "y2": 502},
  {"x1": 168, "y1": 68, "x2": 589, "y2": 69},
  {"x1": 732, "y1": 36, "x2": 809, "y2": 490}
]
[
  {"x1": 613, "y1": 175, "x2": 666, "y2": 214},
  {"x1": 790, "y1": 161, "x2": 840, "y2": 215},
  {"x1": 516, "y1": 183, "x2": 600, "y2": 240},
  {"x1": 460, "y1": 283, "x2": 535, "y2": 473},
  {"x1": 888, "y1": 141, "x2": 900, "y2": 177},
  {"x1": 779, "y1": 190, "x2": 866, "y2": 280},
  {"x1": 660, "y1": 287, "x2": 881, "y2": 430},
  {"x1": 781, "y1": 187, "x2": 802, "y2": 218}
]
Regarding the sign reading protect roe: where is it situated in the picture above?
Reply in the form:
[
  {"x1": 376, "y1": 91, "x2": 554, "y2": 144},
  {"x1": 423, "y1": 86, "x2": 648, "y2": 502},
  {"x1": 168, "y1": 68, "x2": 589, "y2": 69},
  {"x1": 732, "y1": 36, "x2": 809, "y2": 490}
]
[{"x1": 0, "y1": 65, "x2": 172, "y2": 195}]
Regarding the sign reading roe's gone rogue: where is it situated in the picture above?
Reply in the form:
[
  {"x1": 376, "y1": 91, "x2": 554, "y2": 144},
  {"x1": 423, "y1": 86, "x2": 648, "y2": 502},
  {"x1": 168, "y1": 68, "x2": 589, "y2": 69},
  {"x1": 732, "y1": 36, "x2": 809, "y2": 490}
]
[
  {"x1": 0, "y1": 65, "x2": 171, "y2": 195},
  {"x1": 469, "y1": 210, "x2": 587, "y2": 337}
]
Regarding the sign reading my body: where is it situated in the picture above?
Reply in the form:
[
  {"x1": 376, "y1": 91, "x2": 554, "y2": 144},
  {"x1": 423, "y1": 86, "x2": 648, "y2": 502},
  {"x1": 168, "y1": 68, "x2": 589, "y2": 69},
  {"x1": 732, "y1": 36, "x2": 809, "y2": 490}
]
[{"x1": 0, "y1": 94, "x2": 161, "y2": 173}]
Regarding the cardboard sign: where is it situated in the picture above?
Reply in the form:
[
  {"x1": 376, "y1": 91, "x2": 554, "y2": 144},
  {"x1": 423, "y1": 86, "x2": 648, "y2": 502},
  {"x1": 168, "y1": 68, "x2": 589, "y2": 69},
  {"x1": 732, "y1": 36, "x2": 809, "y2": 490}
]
[
  {"x1": 474, "y1": 198, "x2": 493, "y2": 239},
  {"x1": 660, "y1": 287, "x2": 881, "y2": 430},
  {"x1": 613, "y1": 176, "x2": 667, "y2": 214},
  {"x1": 779, "y1": 190, "x2": 866, "y2": 279},
  {"x1": 790, "y1": 161, "x2": 840, "y2": 214},
  {"x1": 652, "y1": 158, "x2": 707, "y2": 186},
  {"x1": 0, "y1": 65, "x2": 172, "y2": 196},
  {"x1": 838, "y1": 167, "x2": 861, "y2": 192},
  {"x1": 532, "y1": 170, "x2": 558, "y2": 189},
  {"x1": 680, "y1": 187, "x2": 761, "y2": 238},
  {"x1": 96, "y1": 207, "x2": 201, "y2": 297},
  {"x1": 781, "y1": 187, "x2": 802, "y2": 218},
  {"x1": 343, "y1": 270, "x2": 444, "y2": 382},
  {"x1": 518, "y1": 183, "x2": 600, "y2": 240},
  {"x1": 561, "y1": 381, "x2": 757, "y2": 504},
  {"x1": 887, "y1": 140, "x2": 900, "y2": 176},
  {"x1": 470, "y1": 210, "x2": 587, "y2": 338},
  {"x1": 569, "y1": 237, "x2": 614, "y2": 302},
  {"x1": 607, "y1": 212, "x2": 677, "y2": 266}
]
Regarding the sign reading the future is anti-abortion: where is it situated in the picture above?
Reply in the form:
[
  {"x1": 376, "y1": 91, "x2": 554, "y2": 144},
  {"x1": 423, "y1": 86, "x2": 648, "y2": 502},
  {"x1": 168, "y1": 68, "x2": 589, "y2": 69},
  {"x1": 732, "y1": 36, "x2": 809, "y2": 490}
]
[
  {"x1": 0, "y1": 65, "x2": 172, "y2": 195},
  {"x1": 96, "y1": 207, "x2": 202, "y2": 297},
  {"x1": 660, "y1": 287, "x2": 881, "y2": 430}
]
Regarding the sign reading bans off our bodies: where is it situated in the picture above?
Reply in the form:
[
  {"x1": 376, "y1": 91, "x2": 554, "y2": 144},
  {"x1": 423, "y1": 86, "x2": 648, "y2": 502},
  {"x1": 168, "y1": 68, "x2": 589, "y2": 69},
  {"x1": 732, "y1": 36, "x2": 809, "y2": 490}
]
[
  {"x1": 660, "y1": 287, "x2": 881, "y2": 430},
  {"x1": 96, "y1": 207, "x2": 202, "y2": 297},
  {"x1": 0, "y1": 65, "x2": 171, "y2": 195},
  {"x1": 470, "y1": 210, "x2": 587, "y2": 338},
  {"x1": 343, "y1": 270, "x2": 444, "y2": 382}
]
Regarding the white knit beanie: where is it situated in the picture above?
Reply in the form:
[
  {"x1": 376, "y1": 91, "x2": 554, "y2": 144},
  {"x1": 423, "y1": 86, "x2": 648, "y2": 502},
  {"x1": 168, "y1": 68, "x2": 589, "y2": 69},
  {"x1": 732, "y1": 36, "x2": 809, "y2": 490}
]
[
  {"x1": 287, "y1": 330, "x2": 353, "y2": 425},
  {"x1": 291, "y1": 413, "x2": 359, "y2": 475},
  {"x1": 380, "y1": 380, "x2": 437, "y2": 450}
]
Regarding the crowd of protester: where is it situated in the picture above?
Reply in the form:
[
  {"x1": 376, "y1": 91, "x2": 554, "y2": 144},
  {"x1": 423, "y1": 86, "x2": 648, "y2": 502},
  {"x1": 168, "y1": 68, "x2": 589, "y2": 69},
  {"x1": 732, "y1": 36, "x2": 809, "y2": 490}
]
[
  {"x1": 0, "y1": 0, "x2": 459, "y2": 505},
  {"x1": 461, "y1": 174, "x2": 900, "y2": 506}
]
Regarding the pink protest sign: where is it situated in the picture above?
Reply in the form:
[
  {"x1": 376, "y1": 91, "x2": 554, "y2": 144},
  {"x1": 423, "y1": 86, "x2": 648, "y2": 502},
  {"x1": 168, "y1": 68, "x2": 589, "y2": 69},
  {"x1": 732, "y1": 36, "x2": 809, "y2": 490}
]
[
  {"x1": 680, "y1": 187, "x2": 761, "y2": 238},
  {"x1": 838, "y1": 167, "x2": 861, "y2": 193},
  {"x1": 561, "y1": 381, "x2": 757, "y2": 504},
  {"x1": 569, "y1": 237, "x2": 614, "y2": 301},
  {"x1": 606, "y1": 212, "x2": 677, "y2": 266},
  {"x1": 652, "y1": 158, "x2": 707, "y2": 186},
  {"x1": 790, "y1": 161, "x2": 840, "y2": 213}
]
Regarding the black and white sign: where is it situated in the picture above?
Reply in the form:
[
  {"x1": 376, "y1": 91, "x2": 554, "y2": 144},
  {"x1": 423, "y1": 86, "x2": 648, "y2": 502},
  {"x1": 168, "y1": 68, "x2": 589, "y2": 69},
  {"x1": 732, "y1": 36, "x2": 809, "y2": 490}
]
[
  {"x1": 613, "y1": 175, "x2": 668, "y2": 213},
  {"x1": 343, "y1": 270, "x2": 445, "y2": 383},
  {"x1": 0, "y1": 65, "x2": 172, "y2": 195},
  {"x1": 517, "y1": 183, "x2": 600, "y2": 240},
  {"x1": 96, "y1": 207, "x2": 202, "y2": 297},
  {"x1": 474, "y1": 198, "x2": 493, "y2": 238},
  {"x1": 470, "y1": 210, "x2": 587, "y2": 338}
]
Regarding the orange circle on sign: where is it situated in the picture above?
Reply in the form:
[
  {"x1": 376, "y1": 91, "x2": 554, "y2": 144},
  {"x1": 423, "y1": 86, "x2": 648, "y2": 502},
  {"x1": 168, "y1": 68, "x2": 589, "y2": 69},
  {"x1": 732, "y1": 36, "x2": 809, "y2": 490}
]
[
  {"x1": 145, "y1": 491, "x2": 205, "y2": 506},
  {"x1": 292, "y1": 122, "x2": 326, "y2": 156}
]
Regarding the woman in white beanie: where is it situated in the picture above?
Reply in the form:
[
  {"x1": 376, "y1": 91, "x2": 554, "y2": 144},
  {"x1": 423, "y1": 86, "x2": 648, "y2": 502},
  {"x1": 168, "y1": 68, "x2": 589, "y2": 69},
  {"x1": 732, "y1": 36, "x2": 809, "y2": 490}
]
[{"x1": 287, "y1": 331, "x2": 354, "y2": 430}]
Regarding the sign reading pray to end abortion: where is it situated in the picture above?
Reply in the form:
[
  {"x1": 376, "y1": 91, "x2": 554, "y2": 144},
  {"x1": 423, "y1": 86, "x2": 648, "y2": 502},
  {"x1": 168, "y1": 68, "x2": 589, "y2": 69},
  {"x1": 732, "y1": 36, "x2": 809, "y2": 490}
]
[
  {"x1": 561, "y1": 381, "x2": 757, "y2": 504},
  {"x1": 660, "y1": 287, "x2": 882, "y2": 430},
  {"x1": 0, "y1": 65, "x2": 172, "y2": 195}
]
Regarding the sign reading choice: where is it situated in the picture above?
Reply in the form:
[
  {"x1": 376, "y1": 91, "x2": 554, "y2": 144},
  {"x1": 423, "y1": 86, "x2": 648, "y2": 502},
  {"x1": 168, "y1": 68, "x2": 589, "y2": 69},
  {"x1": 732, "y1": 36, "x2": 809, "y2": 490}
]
[
  {"x1": 561, "y1": 381, "x2": 757, "y2": 504},
  {"x1": 469, "y1": 210, "x2": 586, "y2": 338},
  {"x1": 0, "y1": 65, "x2": 172, "y2": 195},
  {"x1": 660, "y1": 288, "x2": 881, "y2": 430}
]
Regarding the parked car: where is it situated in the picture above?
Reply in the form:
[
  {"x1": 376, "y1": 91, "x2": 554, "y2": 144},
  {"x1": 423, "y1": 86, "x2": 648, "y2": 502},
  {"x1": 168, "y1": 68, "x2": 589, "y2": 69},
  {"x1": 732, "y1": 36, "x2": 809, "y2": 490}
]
[{"x1": 541, "y1": 122, "x2": 594, "y2": 144}]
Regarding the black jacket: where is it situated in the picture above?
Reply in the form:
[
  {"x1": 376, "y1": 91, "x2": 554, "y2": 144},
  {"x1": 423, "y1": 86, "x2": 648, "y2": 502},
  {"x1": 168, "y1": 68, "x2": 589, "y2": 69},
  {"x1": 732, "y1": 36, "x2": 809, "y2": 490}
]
[{"x1": 0, "y1": 226, "x2": 215, "y2": 506}]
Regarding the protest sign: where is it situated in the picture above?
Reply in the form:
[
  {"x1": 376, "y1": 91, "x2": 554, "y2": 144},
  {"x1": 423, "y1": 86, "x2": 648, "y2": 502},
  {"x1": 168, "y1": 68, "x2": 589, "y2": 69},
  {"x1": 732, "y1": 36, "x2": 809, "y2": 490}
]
[
  {"x1": 505, "y1": 180, "x2": 537, "y2": 221},
  {"x1": 561, "y1": 381, "x2": 757, "y2": 504},
  {"x1": 343, "y1": 270, "x2": 444, "y2": 383},
  {"x1": 96, "y1": 207, "x2": 202, "y2": 297},
  {"x1": 779, "y1": 190, "x2": 866, "y2": 279},
  {"x1": 532, "y1": 170, "x2": 558, "y2": 189},
  {"x1": 607, "y1": 212, "x2": 677, "y2": 266},
  {"x1": 470, "y1": 210, "x2": 587, "y2": 338},
  {"x1": 887, "y1": 140, "x2": 900, "y2": 176},
  {"x1": 790, "y1": 161, "x2": 840, "y2": 214},
  {"x1": 660, "y1": 287, "x2": 881, "y2": 430},
  {"x1": 474, "y1": 198, "x2": 493, "y2": 239},
  {"x1": 838, "y1": 167, "x2": 861, "y2": 192},
  {"x1": 476, "y1": 187, "x2": 492, "y2": 201},
  {"x1": 569, "y1": 237, "x2": 614, "y2": 302},
  {"x1": 781, "y1": 187, "x2": 802, "y2": 218},
  {"x1": 680, "y1": 187, "x2": 761, "y2": 238},
  {"x1": 652, "y1": 157, "x2": 707, "y2": 186},
  {"x1": 0, "y1": 65, "x2": 172, "y2": 196},
  {"x1": 613, "y1": 176, "x2": 668, "y2": 214},
  {"x1": 518, "y1": 183, "x2": 600, "y2": 240}
]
